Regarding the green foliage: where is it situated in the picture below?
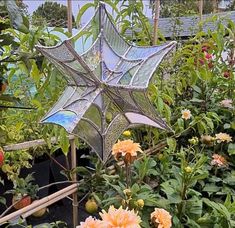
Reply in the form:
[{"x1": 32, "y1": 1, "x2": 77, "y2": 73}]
[
  {"x1": 6, "y1": 173, "x2": 38, "y2": 199},
  {"x1": 32, "y1": 2, "x2": 74, "y2": 27},
  {"x1": 0, "y1": 1, "x2": 235, "y2": 227}
]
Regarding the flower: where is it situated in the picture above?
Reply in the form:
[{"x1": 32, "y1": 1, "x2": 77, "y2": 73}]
[
  {"x1": 77, "y1": 216, "x2": 106, "y2": 228},
  {"x1": 220, "y1": 99, "x2": 233, "y2": 108},
  {"x1": 188, "y1": 137, "x2": 199, "y2": 145},
  {"x1": 211, "y1": 154, "x2": 228, "y2": 167},
  {"x1": 123, "y1": 130, "x2": 131, "y2": 137},
  {"x1": 215, "y1": 133, "x2": 232, "y2": 143},
  {"x1": 181, "y1": 109, "x2": 192, "y2": 120},
  {"x1": 223, "y1": 71, "x2": 231, "y2": 78},
  {"x1": 100, "y1": 206, "x2": 141, "y2": 228},
  {"x1": 151, "y1": 208, "x2": 172, "y2": 228},
  {"x1": 112, "y1": 140, "x2": 142, "y2": 164},
  {"x1": 204, "y1": 52, "x2": 212, "y2": 60},
  {"x1": 200, "y1": 135, "x2": 215, "y2": 146}
]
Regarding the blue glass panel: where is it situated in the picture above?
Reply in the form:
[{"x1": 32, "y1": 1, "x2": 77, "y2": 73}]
[{"x1": 43, "y1": 110, "x2": 78, "y2": 133}]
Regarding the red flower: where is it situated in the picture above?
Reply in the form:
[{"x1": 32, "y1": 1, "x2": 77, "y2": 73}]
[
  {"x1": 223, "y1": 71, "x2": 230, "y2": 78},
  {"x1": 0, "y1": 148, "x2": 4, "y2": 166},
  {"x1": 202, "y1": 46, "x2": 209, "y2": 52},
  {"x1": 204, "y1": 52, "x2": 212, "y2": 60}
]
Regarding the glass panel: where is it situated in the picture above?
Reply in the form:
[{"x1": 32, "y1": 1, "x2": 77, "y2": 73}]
[
  {"x1": 84, "y1": 104, "x2": 102, "y2": 129},
  {"x1": 45, "y1": 86, "x2": 83, "y2": 118},
  {"x1": 43, "y1": 110, "x2": 78, "y2": 133},
  {"x1": 103, "y1": 11, "x2": 129, "y2": 56},
  {"x1": 104, "y1": 114, "x2": 129, "y2": 161},
  {"x1": 71, "y1": 10, "x2": 100, "y2": 54},
  {"x1": 74, "y1": 119, "x2": 102, "y2": 158},
  {"x1": 118, "y1": 89, "x2": 137, "y2": 108},
  {"x1": 126, "y1": 44, "x2": 168, "y2": 59},
  {"x1": 132, "y1": 46, "x2": 174, "y2": 87},
  {"x1": 131, "y1": 91, "x2": 169, "y2": 130},
  {"x1": 41, "y1": 44, "x2": 74, "y2": 62},
  {"x1": 118, "y1": 64, "x2": 140, "y2": 85},
  {"x1": 65, "y1": 60, "x2": 87, "y2": 73},
  {"x1": 125, "y1": 112, "x2": 163, "y2": 129},
  {"x1": 102, "y1": 40, "x2": 121, "y2": 70}
]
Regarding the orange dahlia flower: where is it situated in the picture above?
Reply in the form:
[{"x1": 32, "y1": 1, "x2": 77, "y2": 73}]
[
  {"x1": 100, "y1": 206, "x2": 141, "y2": 228},
  {"x1": 151, "y1": 208, "x2": 172, "y2": 228},
  {"x1": 211, "y1": 154, "x2": 228, "y2": 167},
  {"x1": 112, "y1": 140, "x2": 142, "y2": 164},
  {"x1": 77, "y1": 216, "x2": 106, "y2": 228}
]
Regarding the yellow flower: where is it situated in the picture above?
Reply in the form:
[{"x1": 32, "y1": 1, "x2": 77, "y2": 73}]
[
  {"x1": 112, "y1": 140, "x2": 142, "y2": 164},
  {"x1": 151, "y1": 208, "x2": 172, "y2": 228},
  {"x1": 211, "y1": 154, "x2": 228, "y2": 167},
  {"x1": 123, "y1": 130, "x2": 131, "y2": 137},
  {"x1": 77, "y1": 216, "x2": 106, "y2": 228},
  {"x1": 181, "y1": 109, "x2": 192, "y2": 120},
  {"x1": 215, "y1": 133, "x2": 232, "y2": 143},
  {"x1": 100, "y1": 206, "x2": 141, "y2": 228}
]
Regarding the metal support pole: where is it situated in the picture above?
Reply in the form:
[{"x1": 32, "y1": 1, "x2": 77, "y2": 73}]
[{"x1": 70, "y1": 138, "x2": 78, "y2": 228}]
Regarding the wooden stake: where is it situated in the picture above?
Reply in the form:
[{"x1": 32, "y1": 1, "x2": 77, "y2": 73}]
[
  {"x1": 22, "y1": 188, "x2": 77, "y2": 219},
  {"x1": 0, "y1": 184, "x2": 78, "y2": 224},
  {"x1": 70, "y1": 138, "x2": 78, "y2": 228},
  {"x1": 199, "y1": 0, "x2": 203, "y2": 21},
  {"x1": 153, "y1": 0, "x2": 160, "y2": 45},
  {"x1": 67, "y1": 0, "x2": 73, "y2": 35}
]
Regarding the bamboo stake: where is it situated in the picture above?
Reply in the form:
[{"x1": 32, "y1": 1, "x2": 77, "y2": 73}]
[
  {"x1": 0, "y1": 184, "x2": 78, "y2": 224},
  {"x1": 22, "y1": 188, "x2": 77, "y2": 219},
  {"x1": 3, "y1": 135, "x2": 75, "y2": 152},
  {"x1": 70, "y1": 138, "x2": 78, "y2": 228},
  {"x1": 198, "y1": 0, "x2": 203, "y2": 22},
  {"x1": 67, "y1": 0, "x2": 73, "y2": 35},
  {"x1": 153, "y1": 0, "x2": 160, "y2": 45}
]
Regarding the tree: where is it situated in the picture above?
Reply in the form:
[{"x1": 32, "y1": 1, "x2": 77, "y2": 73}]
[{"x1": 32, "y1": 2, "x2": 74, "y2": 27}]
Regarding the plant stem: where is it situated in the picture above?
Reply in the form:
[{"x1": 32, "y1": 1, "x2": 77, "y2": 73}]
[{"x1": 125, "y1": 163, "x2": 131, "y2": 188}]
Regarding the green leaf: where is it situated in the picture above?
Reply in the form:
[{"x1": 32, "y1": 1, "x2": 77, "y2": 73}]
[
  {"x1": 203, "y1": 184, "x2": 220, "y2": 193},
  {"x1": 31, "y1": 61, "x2": 40, "y2": 86},
  {"x1": 76, "y1": 3, "x2": 95, "y2": 26},
  {"x1": 167, "y1": 138, "x2": 176, "y2": 152},
  {"x1": 228, "y1": 144, "x2": 235, "y2": 156}
]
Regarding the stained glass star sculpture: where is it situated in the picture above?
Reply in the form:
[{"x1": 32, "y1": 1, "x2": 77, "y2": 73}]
[{"x1": 36, "y1": 3, "x2": 176, "y2": 161}]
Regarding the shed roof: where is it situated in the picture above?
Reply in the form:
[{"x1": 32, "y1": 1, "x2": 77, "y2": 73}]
[{"x1": 127, "y1": 11, "x2": 235, "y2": 38}]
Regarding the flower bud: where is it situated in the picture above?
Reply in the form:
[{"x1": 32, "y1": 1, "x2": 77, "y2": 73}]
[
  {"x1": 136, "y1": 199, "x2": 144, "y2": 208},
  {"x1": 184, "y1": 166, "x2": 192, "y2": 173}
]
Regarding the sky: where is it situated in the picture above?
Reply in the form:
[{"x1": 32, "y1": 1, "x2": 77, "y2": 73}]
[{"x1": 24, "y1": 0, "x2": 152, "y2": 25}]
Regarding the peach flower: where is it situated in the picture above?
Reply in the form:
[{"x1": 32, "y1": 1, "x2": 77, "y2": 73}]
[
  {"x1": 215, "y1": 133, "x2": 232, "y2": 143},
  {"x1": 211, "y1": 154, "x2": 228, "y2": 167},
  {"x1": 181, "y1": 109, "x2": 192, "y2": 120},
  {"x1": 112, "y1": 140, "x2": 142, "y2": 164},
  {"x1": 151, "y1": 208, "x2": 172, "y2": 228},
  {"x1": 77, "y1": 216, "x2": 106, "y2": 228},
  {"x1": 100, "y1": 206, "x2": 141, "y2": 228}
]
